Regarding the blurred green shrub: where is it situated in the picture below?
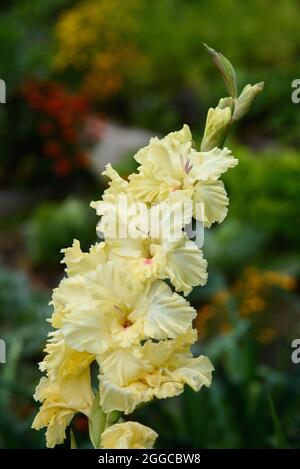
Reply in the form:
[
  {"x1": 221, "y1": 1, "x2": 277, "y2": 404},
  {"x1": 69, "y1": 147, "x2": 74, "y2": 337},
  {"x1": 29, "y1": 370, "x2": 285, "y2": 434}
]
[
  {"x1": 0, "y1": 267, "x2": 51, "y2": 448},
  {"x1": 25, "y1": 198, "x2": 97, "y2": 267},
  {"x1": 223, "y1": 146, "x2": 300, "y2": 255}
]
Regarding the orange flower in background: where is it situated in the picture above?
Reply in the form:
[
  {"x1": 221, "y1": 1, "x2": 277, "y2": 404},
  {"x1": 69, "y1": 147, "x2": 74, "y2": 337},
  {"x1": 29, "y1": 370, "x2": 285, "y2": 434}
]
[
  {"x1": 196, "y1": 267, "x2": 297, "y2": 344},
  {"x1": 256, "y1": 328, "x2": 277, "y2": 345}
]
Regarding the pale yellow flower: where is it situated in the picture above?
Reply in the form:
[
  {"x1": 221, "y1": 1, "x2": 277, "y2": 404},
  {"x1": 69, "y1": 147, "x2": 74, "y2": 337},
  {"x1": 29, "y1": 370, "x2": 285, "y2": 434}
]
[
  {"x1": 93, "y1": 190, "x2": 207, "y2": 295},
  {"x1": 39, "y1": 330, "x2": 94, "y2": 381},
  {"x1": 101, "y1": 421, "x2": 158, "y2": 449},
  {"x1": 60, "y1": 262, "x2": 197, "y2": 355},
  {"x1": 128, "y1": 125, "x2": 238, "y2": 227},
  {"x1": 91, "y1": 165, "x2": 136, "y2": 240},
  {"x1": 50, "y1": 240, "x2": 107, "y2": 328},
  {"x1": 99, "y1": 330, "x2": 214, "y2": 414},
  {"x1": 61, "y1": 239, "x2": 107, "y2": 277},
  {"x1": 32, "y1": 368, "x2": 94, "y2": 448}
]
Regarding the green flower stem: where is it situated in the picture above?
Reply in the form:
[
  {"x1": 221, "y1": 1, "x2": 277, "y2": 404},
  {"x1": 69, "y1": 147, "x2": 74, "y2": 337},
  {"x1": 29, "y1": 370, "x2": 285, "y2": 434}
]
[
  {"x1": 88, "y1": 392, "x2": 122, "y2": 448},
  {"x1": 70, "y1": 429, "x2": 78, "y2": 449}
]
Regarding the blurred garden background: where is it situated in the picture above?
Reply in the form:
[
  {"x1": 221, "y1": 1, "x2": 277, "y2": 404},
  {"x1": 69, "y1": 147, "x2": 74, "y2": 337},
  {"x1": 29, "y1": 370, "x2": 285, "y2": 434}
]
[{"x1": 0, "y1": 0, "x2": 300, "y2": 449}]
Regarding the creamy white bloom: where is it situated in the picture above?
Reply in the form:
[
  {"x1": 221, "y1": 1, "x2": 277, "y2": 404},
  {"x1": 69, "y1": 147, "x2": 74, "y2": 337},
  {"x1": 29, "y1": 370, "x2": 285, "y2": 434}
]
[
  {"x1": 92, "y1": 190, "x2": 207, "y2": 295},
  {"x1": 39, "y1": 330, "x2": 94, "y2": 381},
  {"x1": 128, "y1": 125, "x2": 238, "y2": 227},
  {"x1": 60, "y1": 262, "x2": 197, "y2": 356},
  {"x1": 32, "y1": 368, "x2": 94, "y2": 448},
  {"x1": 99, "y1": 330, "x2": 214, "y2": 414}
]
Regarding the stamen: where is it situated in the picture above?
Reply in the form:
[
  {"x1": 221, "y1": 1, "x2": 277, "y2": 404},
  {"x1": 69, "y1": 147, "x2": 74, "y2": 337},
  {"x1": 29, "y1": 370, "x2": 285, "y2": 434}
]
[
  {"x1": 135, "y1": 225, "x2": 150, "y2": 237},
  {"x1": 184, "y1": 159, "x2": 193, "y2": 174}
]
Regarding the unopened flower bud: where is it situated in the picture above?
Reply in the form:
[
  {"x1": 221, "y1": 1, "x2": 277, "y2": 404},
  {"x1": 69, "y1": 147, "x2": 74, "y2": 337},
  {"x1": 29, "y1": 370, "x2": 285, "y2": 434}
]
[
  {"x1": 232, "y1": 82, "x2": 264, "y2": 121},
  {"x1": 204, "y1": 43, "x2": 238, "y2": 98},
  {"x1": 217, "y1": 96, "x2": 234, "y2": 111},
  {"x1": 201, "y1": 106, "x2": 232, "y2": 151}
]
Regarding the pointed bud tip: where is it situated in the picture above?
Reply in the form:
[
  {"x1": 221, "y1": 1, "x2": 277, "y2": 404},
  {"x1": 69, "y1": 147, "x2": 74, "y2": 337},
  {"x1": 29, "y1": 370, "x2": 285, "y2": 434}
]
[{"x1": 203, "y1": 43, "x2": 217, "y2": 56}]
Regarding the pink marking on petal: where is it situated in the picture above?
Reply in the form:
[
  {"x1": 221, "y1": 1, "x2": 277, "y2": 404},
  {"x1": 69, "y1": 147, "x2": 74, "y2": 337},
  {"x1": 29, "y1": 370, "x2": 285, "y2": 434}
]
[{"x1": 144, "y1": 258, "x2": 153, "y2": 265}]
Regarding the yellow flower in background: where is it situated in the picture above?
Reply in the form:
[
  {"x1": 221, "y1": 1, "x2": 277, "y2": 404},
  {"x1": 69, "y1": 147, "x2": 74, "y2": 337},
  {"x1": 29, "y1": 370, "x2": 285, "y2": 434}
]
[
  {"x1": 128, "y1": 125, "x2": 238, "y2": 227},
  {"x1": 101, "y1": 421, "x2": 158, "y2": 449},
  {"x1": 54, "y1": 0, "x2": 143, "y2": 99},
  {"x1": 99, "y1": 330, "x2": 214, "y2": 414},
  {"x1": 32, "y1": 368, "x2": 94, "y2": 448}
]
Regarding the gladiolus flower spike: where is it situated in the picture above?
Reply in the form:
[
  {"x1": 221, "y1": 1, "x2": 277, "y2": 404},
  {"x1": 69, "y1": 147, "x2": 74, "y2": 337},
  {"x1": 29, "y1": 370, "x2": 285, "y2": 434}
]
[{"x1": 32, "y1": 46, "x2": 263, "y2": 449}]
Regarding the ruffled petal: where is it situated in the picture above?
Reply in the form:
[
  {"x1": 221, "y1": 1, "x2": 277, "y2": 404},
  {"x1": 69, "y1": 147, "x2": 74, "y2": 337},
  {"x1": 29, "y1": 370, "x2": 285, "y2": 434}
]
[
  {"x1": 193, "y1": 179, "x2": 229, "y2": 227},
  {"x1": 99, "y1": 348, "x2": 152, "y2": 386},
  {"x1": 39, "y1": 330, "x2": 94, "y2": 380},
  {"x1": 189, "y1": 147, "x2": 238, "y2": 181},
  {"x1": 140, "y1": 281, "x2": 197, "y2": 339},
  {"x1": 128, "y1": 170, "x2": 171, "y2": 203},
  {"x1": 100, "y1": 376, "x2": 151, "y2": 415},
  {"x1": 32, "y1": 368, "x2": 94, "y2": 448},
  {"x1": 171, "y1": 355, "x2": 214, "y2": 392},
  {"x1": 61, "y1": 240, "x2": 107, "y2": 277},
  {"x1": 162, "y1": 237, "x2": 208, "y2": 295}
]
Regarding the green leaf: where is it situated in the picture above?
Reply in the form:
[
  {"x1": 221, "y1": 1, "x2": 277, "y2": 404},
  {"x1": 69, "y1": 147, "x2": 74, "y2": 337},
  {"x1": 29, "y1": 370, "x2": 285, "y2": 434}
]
[
  {"x1": 204, "y1": 43, "x2": 238, "y2": 98},
  {"x1": 232, "y1": 82, "x2": 264, "y2": 121},
  {"x1": 267, "y1": 391, "x2": 289, "y2": 449},
  {"x1": 105, "y1": 410, "x2": 122, "y2": 429}
]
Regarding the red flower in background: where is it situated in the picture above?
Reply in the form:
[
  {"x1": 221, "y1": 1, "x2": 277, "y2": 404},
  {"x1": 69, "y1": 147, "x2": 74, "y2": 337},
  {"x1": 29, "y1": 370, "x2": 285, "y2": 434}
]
[
  {"x1": 44, "y1": 141, "x2": 63, "y2": 159},
  {"x1": 73, "y1": 415, "x2": 88, "y2": 433},
  {"x1": 38, "y1": 121, "x2": 54, "y2": 137},
  {"x1": 21, "y1": 79, "x2": 105, "y2": 178},
  {"x1": 75, "y1": 152, "x2": 90, "y2": 168},
  {"x1": 54, "y1": 158, "x2": 72, "y2": 177}
]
